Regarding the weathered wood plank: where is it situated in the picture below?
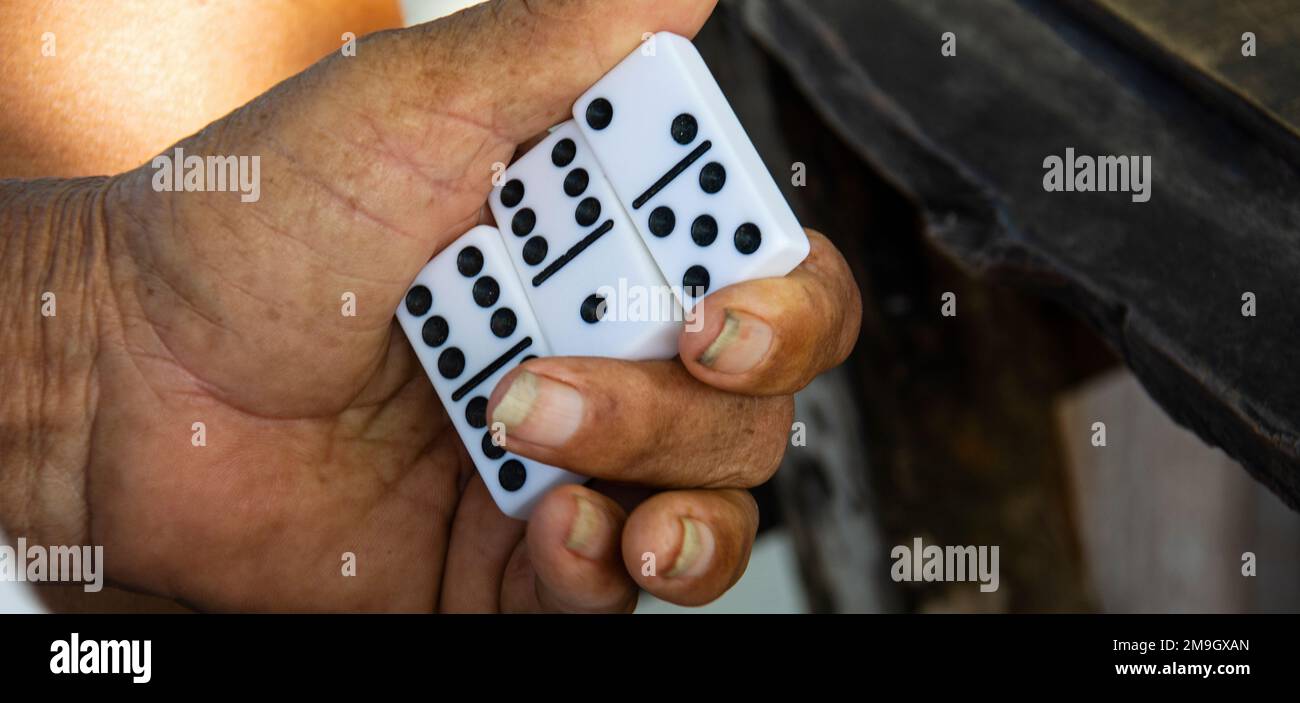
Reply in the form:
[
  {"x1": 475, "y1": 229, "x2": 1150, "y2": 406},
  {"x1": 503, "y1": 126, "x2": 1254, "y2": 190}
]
[
  {"x1": 1082, "y1": 0, "x2": 1300, "y2": 132},
  {"x1": 696, "y1": 6, "x2": 1101, "y2": 611},
  {"x1": 736, "y1": 0, "x2": 1300, "y2": 510}
]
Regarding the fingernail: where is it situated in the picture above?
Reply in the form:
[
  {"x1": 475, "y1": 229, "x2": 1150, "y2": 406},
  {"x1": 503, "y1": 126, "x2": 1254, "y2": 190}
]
[
  {"x1": 565, "y1": 495, "x2": 609, "y2": 560},
  {"x1": 491, "y1": 370, "x2": 584, "y2": 447},
  {"x1": 697, "y1": 309, "x2": 772, "y2": 374},
  {"x1": 666, "y1": 518, "x2": 715, "y2": 579}
]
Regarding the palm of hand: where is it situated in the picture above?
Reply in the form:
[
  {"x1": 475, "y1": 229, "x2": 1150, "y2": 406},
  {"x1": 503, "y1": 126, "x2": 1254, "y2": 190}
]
[{"x1": 88, "y1": 27, "x2": 527, "y2": 611}]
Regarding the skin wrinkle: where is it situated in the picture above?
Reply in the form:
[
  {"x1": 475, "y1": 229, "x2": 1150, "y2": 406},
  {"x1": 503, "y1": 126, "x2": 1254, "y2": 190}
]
[
  {"x1": 345, "y1": 115, "x2": 448, "y2": 193},
  {"x1": 121, "y1": 196, "x2": 366, "y2": 415},
  {"x1": 180, "y1": 246, "x2": 281, "y2": 330},
  {"x1": 112, "y1": 312, "x2": 208, "y2": 399},
  {"x1": 118, "y1": 253, "x2": 419, "y2": 429},
  {"x1": 711, "y1": 395, "x2": 788, "y2": 488},
  {"x1": 117, "y1": 299, "x2": 277, "y2": 421},
  {"x1": 195, "y1": 181, "x2": 288, "y2": 263},
  {"x1": 270, "y1": 136, "x2": 427, "y2": 246},
  {"x1": 373, "y1": 79, "x2": 516, "y2": 207},
  {"x1": 206, "y1": 178, "x2": 409, "y2": 296},
  {"x1": 128, "y1": 164, "x2": 391, "y2": 405},
  {"x1": 55, "y1": 182, "x2": 113, "y2": 541},
  {"x1": 95, "y1": 189, "x2": 179, "y2": 417},
  {"x1": 798, "y1": 243, "x2": 857, "y2": 367},
  {"x1": 287, "y1": 88, "x2": 504, "y2": 279},
  {"x1": 350, "y1": 89, "x2": 503, "y2": 179},
  {"x1": 338, "y1": 121, "x2": 488, "y2": 249},
  {"x1": 136, "y1": 258, "x2": 241, "y2": 340},
  {"x1": 353, "y1": 383, "x2": 411, "y2": 444},
  {"x1": 119, "y1": 217, "x2": 235, "y2": 341},
  {"x1": 0, "y1": 180, "x2": 103, "y2": 544},
  {"x1": 615, "y1": 376, "x2": 669, "y2": 476},
  {"x1": 343, "y1": 337, "x2": 405, "y2": 412},
  {"x1": 208, "y1": 202, "x2": 306, "y2": 287}
]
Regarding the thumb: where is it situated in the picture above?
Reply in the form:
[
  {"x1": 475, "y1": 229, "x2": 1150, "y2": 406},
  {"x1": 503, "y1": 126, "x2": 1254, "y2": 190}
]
[
  {"x1": 330, "y1": 0, "x2": 719, "y2": 299},
  {"x1": 205, "y1": 0, "x2": 719, "y2": 284},
  {"x1": 407, "y1": 0, "x2": 719, "y2": 145}
]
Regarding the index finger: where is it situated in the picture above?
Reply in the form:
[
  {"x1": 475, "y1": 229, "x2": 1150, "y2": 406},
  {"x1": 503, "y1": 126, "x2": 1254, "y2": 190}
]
[{"x1": 677, "y1": 229, "x2": 862, "y2": 396}]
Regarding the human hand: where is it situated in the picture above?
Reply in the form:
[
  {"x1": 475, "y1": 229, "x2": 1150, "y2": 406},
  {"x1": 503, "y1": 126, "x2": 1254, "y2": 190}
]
[{"x1": 10, "y1": 0, "x2": 860, "y2": 611}]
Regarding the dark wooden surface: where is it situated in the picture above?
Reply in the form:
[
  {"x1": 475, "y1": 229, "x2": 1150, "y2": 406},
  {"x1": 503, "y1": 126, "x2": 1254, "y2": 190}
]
[
  {"x1": 735, "y1": 0, "x2": 1300, "y2": 510},
  {"x1": 697, "y1": 6, "x2": 1107, "y2": 612},
  {"x1": 1084, "y1": 0, "x2": 1300, "y2": 132}
]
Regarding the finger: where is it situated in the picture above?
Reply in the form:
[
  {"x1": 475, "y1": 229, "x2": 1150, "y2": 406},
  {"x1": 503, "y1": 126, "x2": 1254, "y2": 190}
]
[
  {"x1": 498, "y1": 485, "x2": 637, "y2": 613},
  {"x1": 485, "y1": 358, "x2": 793, "y2": 488},
  {"x1": 439, "y1": 474, "x2": 525, "y2": 612},
  {"x1": 679, "y1": 229, "x2": 862, "y2": 396},
  {"x1": 623, "y1": 489, "x2": 758, "y2": 607}
]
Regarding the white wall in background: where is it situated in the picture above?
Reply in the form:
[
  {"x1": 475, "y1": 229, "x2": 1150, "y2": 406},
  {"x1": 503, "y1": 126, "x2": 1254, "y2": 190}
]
[
  {"x1": 401, "y1": 0, "x2": 488, "y2": 25},
  {"x1": 635, "y1": 529, "x2": 809, "y2": 614},
  {"x1": 0, "y1": 528, "x2": 47, "y2": 613},
  {"x1": 1059, "y1": 369, "x2": 1300, "y2": 613}
]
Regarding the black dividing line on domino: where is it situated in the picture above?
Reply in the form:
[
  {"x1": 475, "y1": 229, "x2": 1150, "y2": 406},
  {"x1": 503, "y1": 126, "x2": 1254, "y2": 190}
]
[
  {"x1": 632, "y1": 140, "x2": 712, "y2": 210},
  {"x1": 451, "y1": 337, "x2": 532, "y2": 402},
  {"x1": 531, "y1": 219, "x2": 615, "y2": 287}
]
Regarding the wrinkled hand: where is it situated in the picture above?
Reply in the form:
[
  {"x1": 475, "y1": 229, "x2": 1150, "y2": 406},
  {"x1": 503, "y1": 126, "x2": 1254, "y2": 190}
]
[{"x1": 89, "y1": 0, "x2": 860, "y2": 611}]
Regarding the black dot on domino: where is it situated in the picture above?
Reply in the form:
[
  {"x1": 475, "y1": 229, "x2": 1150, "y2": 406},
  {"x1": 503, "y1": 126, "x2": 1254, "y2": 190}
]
[
  {"x1": 700, "y1": 162, "x2": 726, "y2": 194},
  {"x1": 586, "y1": 98, "x2": 613, "y2": 130},
  {"x1": 404, "y1": 285, "x2": 432, "y2": 316},
  {"x1": 691, "y1": 215, "x2": 718, "y2": 246},
  {"x1": 649, "y1": 206, "x2": 675, "y2": 237},
  {"x1": 564, "y1": 169, "x2": 589, "y2": 197},
  {"x1": 522, "y1": 236, "x2": 548, "y2": 266},
  {"x1": 457, "y1": 247, "x2": 484, "y2": 277},
  {"x1": 438, "y1": 347, "x2": 465, "y2": 379},
  {"x1": 482, "y1": 431, "x2": 505, "y2": 460},
  {"x1": 671, "y1": 114, "x2": 698, "y2": 145},
  {"x1": 552, "y1": 138, "x2": 577, "y2": 167},
  {"x1": 500, "y1": 179, "x2": 524, "y2": 208},
  {"x1": 490, "y1": 307, "x2": 517, "y2": 338},
  {"x1": 499, "y1": 460, "x2": 527, "y2": 492},
  {"x1": 734, "y1": 223, "x2": 761, "y2": 255},
  {"x1": 472, "y1": 276, "x2": 500, "y2": 307},
  {"x1": 683, "y1": 265, "x2": 710, "y2": 297},
  {"x1": 580, "y1": 293, "x2": 606, "y2": 324},
  {"x1": 511, "y1": 208, "x2": 536, "y2": 237},
  {"x1": 422, "y1": 315, "x2": 449, "y2": 347},
  {"x1": 575, "y1": 197, "x2": 601, "y2": 227},
  {"x1": 465, "y1": 396, "x2": 488, "y2": 429}
]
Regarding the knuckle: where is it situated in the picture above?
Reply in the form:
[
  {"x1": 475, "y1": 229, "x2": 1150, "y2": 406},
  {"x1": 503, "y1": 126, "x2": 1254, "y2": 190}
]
[
  {"x1": 830, "y1": 290, "x2": 863, "y2": 367},
  {"x1": 760, "y1": 434, "x2": 789, "y2": 482},
  {"x1": 741, "y1": 396, "x2": 794, "y2": 485},
  {"x1": 711, "y1": 462, "x2": 752, "y2": 489},
  {"x1": 596, "y1": 365, "x2": 677, "y2": 477},
  {"x1": 760, "y1": 397, "x2": 795, "y2": 480},
  {"x1": 797, "y1": 251, "x2": 860, "y2": 373}
]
